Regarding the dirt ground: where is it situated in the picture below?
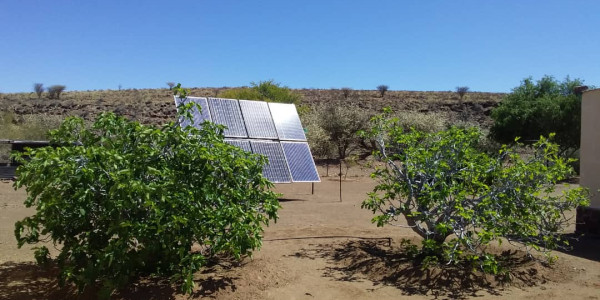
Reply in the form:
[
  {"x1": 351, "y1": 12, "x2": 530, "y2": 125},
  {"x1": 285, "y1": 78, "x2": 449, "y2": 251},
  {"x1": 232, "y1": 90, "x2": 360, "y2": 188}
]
[{"x1": 1, "y1": 165, "x2": 599, "y2": 300}]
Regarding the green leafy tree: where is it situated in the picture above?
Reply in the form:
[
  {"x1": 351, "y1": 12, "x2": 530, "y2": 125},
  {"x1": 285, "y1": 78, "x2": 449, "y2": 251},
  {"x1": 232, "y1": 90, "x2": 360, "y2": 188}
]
[
  {"x1": 490, "y1": 76, "x2": 584, "y2": 155},
  {"x1": 218, "y1": 80, "x2": 301, "y2": 104},
  {"x1": 13, "y1": 101, "x2": 280, "y2": 298},
  {"x1": 362, "y1": 111, "x2": 588, "y2": 272}
]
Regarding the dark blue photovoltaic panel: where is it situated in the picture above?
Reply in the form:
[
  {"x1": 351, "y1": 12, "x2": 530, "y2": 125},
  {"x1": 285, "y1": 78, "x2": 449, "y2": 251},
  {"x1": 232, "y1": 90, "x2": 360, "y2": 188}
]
[
  {"x1": 250, "y1": 140, "x2": 292, "y2": 183},
  {"x1": 268, "y1": 103, "x2": 307, "y2": 141},
  {"x1": 224, "y1": 139, "x2": 252, "y2": 152},
  {"x1": 239, "y1": 100, "x2": 278, "y2": 139},
  {"x1": 208, "y1": 98, "x2": 248, "y2": 138},
  {"x1": 174, "y1": 96, "x2": 211, "y2": 128},
  {"x1": 281, "y1": 142, "x2": 320, "y2": 182}
]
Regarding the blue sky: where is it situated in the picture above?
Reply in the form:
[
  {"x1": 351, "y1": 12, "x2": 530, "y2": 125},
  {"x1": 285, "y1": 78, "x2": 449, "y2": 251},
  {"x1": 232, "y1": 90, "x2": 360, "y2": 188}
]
[{"x1": 1, "y1": 0, "x2": 598, "y2": 93}]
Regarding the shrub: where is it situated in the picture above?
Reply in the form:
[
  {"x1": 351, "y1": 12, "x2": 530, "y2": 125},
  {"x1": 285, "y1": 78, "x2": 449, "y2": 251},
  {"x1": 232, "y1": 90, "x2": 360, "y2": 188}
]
[
  {"x1": 312, "y1": 101, "x2": 372, "y2": 160},
  {"x1": 376, "y1": 85, "x2": 389, "y2": 98},
  {"x1": 394, "y1": 110, "x2": 448, "y2": 133},
  {"x1": 490, "y1": 76, "x2": 584, "y2": 155},
  {"x1": 13, "y1": 103, "x2": 280, "y2": 298},
  {"x1": 455, "y1": 86, "x2": 469, "y2": 102},
  {"x1": 300, "y1": 108, "x2": 335, "y2": 160},
  {"x1": 47, "y1": 85, "x2": 66, "y2": 99},
  {"x1": 0, "y1": 112, "x2": 65, "y2": 162},
  {"x1": 218, "y1": 87, "x2": 264, "y2": 100},
  {"x1": 362, "y1": 111, "x2": 589, "y2": 272},
  {"x1": 33, "y1": 83, "x2": 44, "y2": 99},
  {"x1": 341, "y1": 87, "x2": 352, "y2": 99},
  {"x1": 217, "y1": 80, "x2": 301, "y2": 104}
]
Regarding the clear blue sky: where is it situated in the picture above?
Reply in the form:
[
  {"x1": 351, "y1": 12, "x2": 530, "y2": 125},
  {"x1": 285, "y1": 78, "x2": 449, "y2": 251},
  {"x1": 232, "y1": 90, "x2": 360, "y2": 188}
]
[{"x1": 1, "y1": 0, "x2": 598, "y2": 93}]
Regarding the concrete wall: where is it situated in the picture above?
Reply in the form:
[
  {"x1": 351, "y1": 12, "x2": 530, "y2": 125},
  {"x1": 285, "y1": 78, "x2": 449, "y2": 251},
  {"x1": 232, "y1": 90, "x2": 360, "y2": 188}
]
[
  {"x1": 577, "y1": 88, "x2": 600, "y2": 234},
  {"x1": 580, "y1": 89, "x2": 600, "y2": 208}
]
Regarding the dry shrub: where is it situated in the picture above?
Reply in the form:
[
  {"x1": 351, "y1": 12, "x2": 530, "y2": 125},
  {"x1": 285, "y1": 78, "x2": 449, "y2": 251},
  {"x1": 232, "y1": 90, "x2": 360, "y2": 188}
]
[
  {"x1": 0, "y1": 112, "x2": 65, "y2": 162},
  {"x1": 394, "y1": 111, "x2": 448, "y2": 133}
]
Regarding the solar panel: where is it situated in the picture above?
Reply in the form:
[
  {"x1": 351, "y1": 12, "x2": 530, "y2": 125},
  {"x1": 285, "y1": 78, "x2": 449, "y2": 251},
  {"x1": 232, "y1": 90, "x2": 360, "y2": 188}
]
[
  {"x1": 173, "y1": 97, "x2": 320, "y2": 183},
  {"x1": 281, "y1": 142, "x2": 321, "y2": 182},
  {"x1": 250, "y1": 140, "x2": 292, "y2": 183},
  {"x1": 208, "y1": 98, "x2": 248, "y2": 138},
  {"x1": 224, "y1": 139, "x2": 252, "y2": 152},
  {"x1": 239, "y1": 100, "x2": 278, "y2": 139},
  {"x1": 268, "y1": 102, "x2": 307, "y2": 141},
  {"x1": 174, "y1": 96, "x2": 211, "y2": 128}
]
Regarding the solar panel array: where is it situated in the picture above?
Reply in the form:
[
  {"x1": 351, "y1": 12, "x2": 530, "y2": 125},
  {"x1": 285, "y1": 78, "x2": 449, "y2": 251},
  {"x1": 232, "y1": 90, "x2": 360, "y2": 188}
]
[{"x1": 174, "y1": 97, "x2": 320, "y2": 183}]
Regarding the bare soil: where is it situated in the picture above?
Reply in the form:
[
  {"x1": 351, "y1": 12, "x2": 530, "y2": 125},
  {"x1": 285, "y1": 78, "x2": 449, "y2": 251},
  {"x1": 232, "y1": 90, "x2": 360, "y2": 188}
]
[{"x1": 1, "y1": 165, "x2": 599, "y2": 300}]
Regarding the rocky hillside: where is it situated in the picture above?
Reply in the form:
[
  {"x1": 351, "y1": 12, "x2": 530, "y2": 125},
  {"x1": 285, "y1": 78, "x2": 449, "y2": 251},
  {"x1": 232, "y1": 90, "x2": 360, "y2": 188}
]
[{"x1": 0, "y1": 87, "x2": 506, "y2": 127}]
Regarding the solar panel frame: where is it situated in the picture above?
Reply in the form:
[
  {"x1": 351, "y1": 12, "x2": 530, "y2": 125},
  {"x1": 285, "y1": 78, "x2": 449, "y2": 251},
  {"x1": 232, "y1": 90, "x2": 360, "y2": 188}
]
[
  {"x1": 250, "y1": 140, "x2": 292, "y2": 183},
  {"x1": 239, "y1": 100, "x2": 279, "y2": 139},
  {"x1": 281, "y1": 142, "x2": 321, "y2": 182},
  {"x1": 208, "y1": 97, "x2": 248, "y2": 138},
  {"x1": 174, "y1": 96, "x2": 211, "y2": 128},
  {"x1": 268, "y1": 102, "x2": 307, "y2": 141}
]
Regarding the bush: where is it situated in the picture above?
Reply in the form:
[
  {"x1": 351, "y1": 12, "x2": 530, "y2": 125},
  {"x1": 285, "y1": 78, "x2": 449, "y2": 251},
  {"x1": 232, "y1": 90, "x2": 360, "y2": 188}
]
[
  {"x1": 0, "y1": 112, "x2": 65, "y2": 162},
  {"x1": 490, "y1": 76, "x2": 584, "y2": 154},
  {"x1": 33, "y1": 83, "x2": 44, "y2": 99},
  {"x1": 13, "y1": 104, "x2": 280, "y2": 297},
  {"x1": 217, "y1": 80, "x2": 301, "y2": 104},
  {"x1": 362, "y1": 111, "x2": 589, "y2": 272},
  {"x1": 47, "y1": 85, "x2": 66, "y2": 99},
  {"x1": 376, "y1": 85, "x2": 389, "y2": 98},
  {"x1": 394, "y1": 110, "x2": 448, "y2": 133},
  {"x1": 341, "y1": 87, "x2": 352, "y2": 99},
  {"x1": 300, "y1": 109, "x2": 335, "y2": 160},
  {"x1": 455, "y1": 86, "x2": 469, "y2": 102},
  {"x1": 218, "y1": 87, "x2": 264, "y2": 101},
  {"x1": 306, "y1": 101, "x2": 372, "y2": 160}
]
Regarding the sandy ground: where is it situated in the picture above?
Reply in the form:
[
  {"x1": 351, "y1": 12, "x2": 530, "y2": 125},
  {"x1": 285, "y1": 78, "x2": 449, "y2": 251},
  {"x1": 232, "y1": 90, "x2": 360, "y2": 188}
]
[{"x1": 1, "y1": 165, "x2": 599, "y2": 300}]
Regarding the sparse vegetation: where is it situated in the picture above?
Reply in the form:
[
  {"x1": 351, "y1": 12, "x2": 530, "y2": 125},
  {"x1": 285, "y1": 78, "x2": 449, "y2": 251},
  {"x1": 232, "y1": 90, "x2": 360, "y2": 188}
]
[
  {"x1": 456, "y1": 86, "x2": 469, "y2": 103},
  {"x1": 377, "y1": 85, "x2": 389, "y2": 98},
  {"x1": 47, "y1": 85, "x2": 66, "y2": 99},
  {"x1": 33, "y1": 83, "x2": 43, "y2": 99},
  {"x1": 394, "y1": 110, "x2": 448, "y2": 133},
  {"x1": 0, "y1": 112, "x2": 65, "y2": 162},
  {"x1": 341, "y1": 87, "x2": 352, "y2": 99},
  {"x1": 363, "y1": 111, "x2": 589, "y2": 273}
]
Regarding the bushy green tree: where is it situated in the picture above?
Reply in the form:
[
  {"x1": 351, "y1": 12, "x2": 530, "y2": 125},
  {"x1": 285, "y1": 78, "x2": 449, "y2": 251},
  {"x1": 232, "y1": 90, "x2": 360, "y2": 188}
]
[
  {"x1": 362, "y1": 110, "x2": 588, "y2": 272},
  {"x1": 13, "y1": 102, "x2": 280, "y2": 298},
  {"x1": 218, "y1": 80, "x2": 301, "y2": 104},
  {"x1": 490, "y1": 76, "x2": 584, "y2": 154}
]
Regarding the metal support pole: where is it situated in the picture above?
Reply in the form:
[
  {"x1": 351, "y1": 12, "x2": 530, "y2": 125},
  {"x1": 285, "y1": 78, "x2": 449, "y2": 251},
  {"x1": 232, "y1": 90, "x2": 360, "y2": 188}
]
[
  {"x1": 311, "y1": 182, "x2": 314, "y2": 195},
  {"x1": 339, "y1": 160, "x2": 342, "y2": 202}
]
